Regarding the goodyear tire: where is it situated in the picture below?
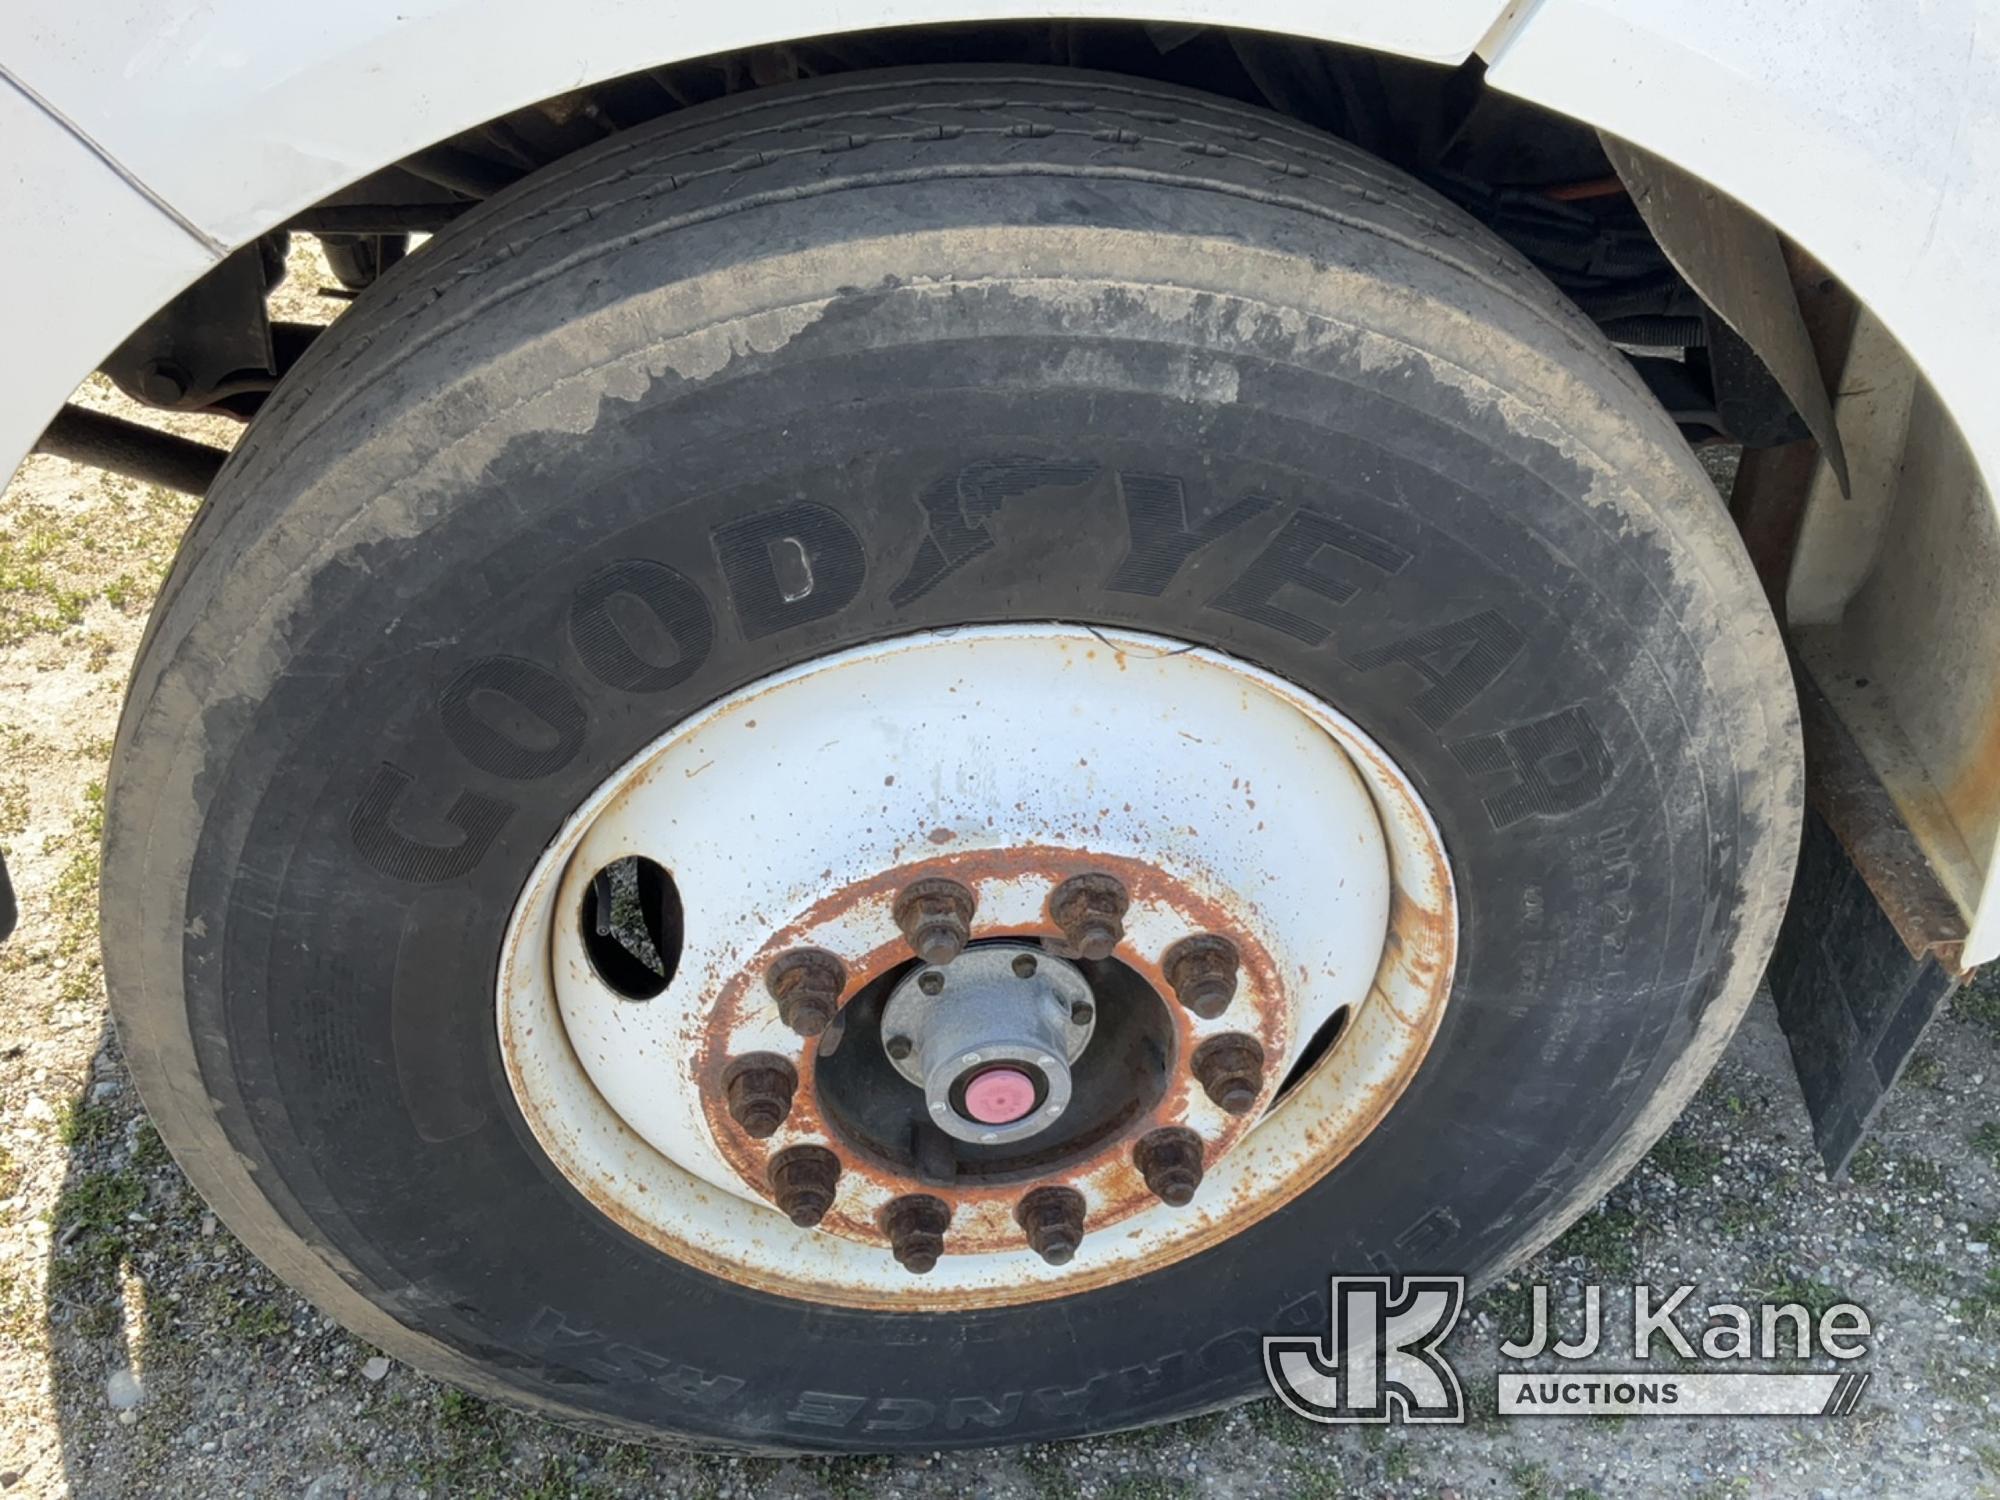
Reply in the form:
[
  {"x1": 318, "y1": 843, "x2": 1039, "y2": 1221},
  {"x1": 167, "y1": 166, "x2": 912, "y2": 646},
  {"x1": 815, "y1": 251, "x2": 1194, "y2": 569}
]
[{"x1": 103, "y1": 68, "x2": 1800, "y2": 1450}]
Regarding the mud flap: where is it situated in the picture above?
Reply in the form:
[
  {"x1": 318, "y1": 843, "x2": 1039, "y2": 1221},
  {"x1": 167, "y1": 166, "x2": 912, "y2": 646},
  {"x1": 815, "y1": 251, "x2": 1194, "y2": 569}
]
[{"x1": 1766, "y1": 675, "x2": 1966, "y2": 1174}]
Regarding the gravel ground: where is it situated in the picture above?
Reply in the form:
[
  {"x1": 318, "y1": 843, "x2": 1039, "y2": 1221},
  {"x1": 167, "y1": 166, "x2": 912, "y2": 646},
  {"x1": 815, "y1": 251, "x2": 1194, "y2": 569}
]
[{"x1": 2, "y1": 242, "x2": 1999, "y2": 1499}]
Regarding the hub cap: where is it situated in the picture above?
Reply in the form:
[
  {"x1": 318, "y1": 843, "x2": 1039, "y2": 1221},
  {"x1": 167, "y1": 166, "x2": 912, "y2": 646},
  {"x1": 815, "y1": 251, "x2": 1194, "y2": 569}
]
[
  {"x1": 879, "y1": 943, "x2": 1094, "y2": 1145},
  {"x1": 498, "y1": 625, "x2": 1456, "y2": 1308}
]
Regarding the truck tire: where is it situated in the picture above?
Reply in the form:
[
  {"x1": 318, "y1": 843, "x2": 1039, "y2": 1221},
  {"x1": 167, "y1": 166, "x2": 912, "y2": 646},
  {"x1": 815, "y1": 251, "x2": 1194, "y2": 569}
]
[
  {"x1": 102, "y1": 67, "x2": 1800, "y2": 1450},
  {"x1": 318, "y1": 231, "x2": 407, "y2": 292}
]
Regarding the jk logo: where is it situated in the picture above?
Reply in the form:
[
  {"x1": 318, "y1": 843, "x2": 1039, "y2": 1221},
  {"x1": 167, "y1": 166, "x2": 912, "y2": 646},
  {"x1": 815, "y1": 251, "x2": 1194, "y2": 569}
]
[{"x1": 1263, "y1": 1276, "x2": 1467, "y2": 1424}]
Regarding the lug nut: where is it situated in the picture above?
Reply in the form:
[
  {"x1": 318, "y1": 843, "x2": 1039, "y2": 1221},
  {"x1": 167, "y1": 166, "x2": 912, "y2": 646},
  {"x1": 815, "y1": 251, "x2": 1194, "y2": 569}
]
[
  {"x1": 1192, "y1": 1033, "x2": 1266, "y2": 1115},
  {"x1": 1050, "y1": 872, "x2": 1130, "y2": 961},
  {"x1": 883, "y1": 1193, "x2": 952, "y2": 1274},
  {"x1": 893, "y1": 877, "x2": 977, "y2": 966},
  {"x1": 1134, "y1": 1126, "x2": 1205, "y2": 1206},
  {"x1": 1069, "y1": 999, "x2": 1095, "y2": 1027},
  {"x1": 768, "y1": 1144, "x2": 841, "y2": 1227},
  {"x1": 885, "y1": 1033, "x2": 915, "y2": 1061},
  {"x1": 765, "y1": 948, "x2": 847, "y2": 1036},
  {"x1": 1163, "y1": 933, "x2": 1240, "y2": 1019},
  {"x1": 1015, "y1": 1185, "x2": 1088, "y2": 1266},
  {"x1": 723, "y1": 1052, "x2": 798, "y2": 1138}
]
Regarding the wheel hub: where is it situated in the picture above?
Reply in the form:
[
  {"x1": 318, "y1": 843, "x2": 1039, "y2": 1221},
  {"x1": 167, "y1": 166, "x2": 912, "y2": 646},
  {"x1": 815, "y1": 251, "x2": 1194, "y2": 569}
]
[
  {"x1": 496, "y1": 625, "x2": 1457, "y2": 1308},
  {"x1": 879, "y1": 943, "x2": 1095, "y2": 1145}
]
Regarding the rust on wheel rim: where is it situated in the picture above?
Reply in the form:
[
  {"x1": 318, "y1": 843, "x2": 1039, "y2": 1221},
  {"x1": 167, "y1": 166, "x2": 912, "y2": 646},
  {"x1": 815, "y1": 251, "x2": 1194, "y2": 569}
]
[{"x1": 497, "y1": 625, "x2": 1456, "y2": 1309}]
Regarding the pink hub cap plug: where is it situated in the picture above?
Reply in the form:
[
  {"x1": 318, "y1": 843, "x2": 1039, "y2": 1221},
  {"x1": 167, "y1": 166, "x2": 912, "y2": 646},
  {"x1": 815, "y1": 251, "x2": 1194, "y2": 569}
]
[{"x1": 962, "y1": 1067, "x2": 1037, "y2": 1124}]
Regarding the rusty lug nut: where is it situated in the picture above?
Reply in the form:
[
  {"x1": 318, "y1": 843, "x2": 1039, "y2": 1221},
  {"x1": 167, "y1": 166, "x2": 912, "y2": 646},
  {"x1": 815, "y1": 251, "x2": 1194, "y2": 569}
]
[
  {"x1": 882, "y1": 1193, "x2": 953, "y2": 1274},
  {"x1": 1015, "y1": 1185, "x2": 1088, "y2": 1266},
  {"x1": 722, "y1": 1052, "x2": 798, "y2": 1139},
  {"x1": 1134, "y1": 1126, "x2": 1205, "y2": 1207},
  {"x1": 765, "y1": 947, "x2": 847, "y2": 1036},
  {"x1": 1192, "y1": 1032, "x2": 1266, "y2": 1116},
  {"x1": 1163, "y1": 933, "x2": 1241, "y2": 1019},
  {"x1": 892, "y1": 877, "x2": 977, "y2": 966},
  {"x1": 1050, "y1": 872, "x2": 1130, "y2": 961},
  {"x1": 768, "y1": 1144, "x2": 841, "y2": 1227}
]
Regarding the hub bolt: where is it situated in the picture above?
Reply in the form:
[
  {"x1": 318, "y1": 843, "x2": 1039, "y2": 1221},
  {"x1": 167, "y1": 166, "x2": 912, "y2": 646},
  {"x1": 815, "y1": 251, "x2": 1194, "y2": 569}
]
[
  {"x1": 1050, "y1": 873, "x2": 1130, "y2": 961},
  {"x1": 765, "y1": 948, "x2": 847, "y2": 1036},
  {"x1": 1192, "y1": 1033, "x2": 1266, "y2": 1115},
  {"x1": 1134, "y1": 1126, "x2": 1205, "y2": 1206},
  {"x1": 893, "y1": 877, "x2": 978, "y2": 966},
  {"x1": 1163, "y1": 934, "x2": 1241, "y2": 1019},
  {"x1": 1015, "y1": 1185, "x2": 1088, "y2": 1266},
  {"x1": 883, "y1": 1193, "x2": 953, "y2": 1274},
  {"x1": 768, "y1": 1144, "x2": 841, "y2": 1227},
  {"x1": 722, "y1": 1053, "x2": 798, "y2": 1138},
  {"x1": 884, "y1": 1033, "x2": 915, "y2": 1061}
]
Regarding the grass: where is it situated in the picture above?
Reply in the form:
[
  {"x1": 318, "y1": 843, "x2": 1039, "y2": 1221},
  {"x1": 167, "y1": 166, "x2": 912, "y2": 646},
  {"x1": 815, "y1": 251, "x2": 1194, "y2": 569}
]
[
  {"x1": 46, "y1": 1167, "x2": 144, "y2": 1293},
  {"x1": 1753, "y1": 1262, "x2": 1847, "y2": 1319},
  {"x1": 1509, "y1": 1457, "x2": 1552, "y2": 1500},
  {"x1": 0, "y1": 779, "x2": 27, "y2": 842},
  {"x1": 1973, "y1": 1122, "x2": 2000, "y2": 1172},
  {"x1": 1648, "y1": 1130, "x2": 1724, "y2": 1189},
  {"x1": 201, "y1": 1285, "x2": 293, "y2": 1342},
  {"x1": 56, "y1": 1099, "x2": 115, "y2": 1148},
  {"x1": 1956, "y1": 970, "x2": 2000, "y2": 1043},
  {"x1": 46, "y1": 781, "x2": 107, "y2": 1012},
  {"x1": 0, "y1": 511, "x2": 91, "y2": 644},
  {"x1": 1479, "y1": 1279, "x2": 1541, "y2": 1349},
  {"x1": 1549, "y1": 1202, "x2": 1648, "y2": 1281},
  {"x1": 1902, "y1": 1051, "x2": 1945, "y2": 1089},
  {"x1": 1244, "y1": 1396, "x2": 1312, "y2": 1448},
  {"x1": 0, "y1": 476, "x2": 197, "y2": 647}
]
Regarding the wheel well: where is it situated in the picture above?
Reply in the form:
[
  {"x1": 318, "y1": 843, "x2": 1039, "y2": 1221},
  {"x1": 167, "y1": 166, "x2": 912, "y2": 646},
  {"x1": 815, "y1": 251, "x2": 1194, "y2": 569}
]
[
  {"x1": 59, "y1": 21, "x2": 2000, "y2": 979},
  {"x1": 100, "y1": 23, "x2": 1794, "y2": 456}
]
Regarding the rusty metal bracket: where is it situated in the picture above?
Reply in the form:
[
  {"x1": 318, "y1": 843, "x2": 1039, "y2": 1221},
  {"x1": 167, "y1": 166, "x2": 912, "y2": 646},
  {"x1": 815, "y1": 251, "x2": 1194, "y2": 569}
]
[{"x1": 1602, "y1": 134, "x2": 1850, "y2": 496}]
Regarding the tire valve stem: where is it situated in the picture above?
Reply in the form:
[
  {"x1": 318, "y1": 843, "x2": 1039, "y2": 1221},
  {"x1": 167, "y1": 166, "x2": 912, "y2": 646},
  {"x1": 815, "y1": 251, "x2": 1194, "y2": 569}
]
[
  {"x1": 892, "y1": 877, "x2": 977, "y2": 966},
  {"x1": 882, "y1": 1193, "x2": 952, "y2": 1274},
  {"x1": 1049, "y1": 872, "x2": 1130, "y2": 961},
  {"x1": 768, "y1": 1145, "x2": 841, "y2": 1228},
  {"x1": 1015, "y1": 1185, "x2": 1087, "y2": 1266},
  {"x1": 1163, "y1": 933, "x2": 1240, "y2": 1019},
  {"x1": 722, "y1": 1053, "x2": 798, "y2": 1139},
  {"x1": 765, "y1": 948, "x2": 848, "y2": 1036},
  {"x1": 1192, "y1": 1033, "x2": 1266, "y2": 1116},
  {"x1": 1134, "y1": 1126, "x2": 1205, "y2": 1207}
]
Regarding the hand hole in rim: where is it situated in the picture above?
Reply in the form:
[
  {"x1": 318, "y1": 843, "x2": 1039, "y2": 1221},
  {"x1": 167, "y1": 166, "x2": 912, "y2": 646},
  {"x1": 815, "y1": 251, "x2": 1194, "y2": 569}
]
[{"x1": 578, "y1": 854, "x2": 683, "y2": 1000}]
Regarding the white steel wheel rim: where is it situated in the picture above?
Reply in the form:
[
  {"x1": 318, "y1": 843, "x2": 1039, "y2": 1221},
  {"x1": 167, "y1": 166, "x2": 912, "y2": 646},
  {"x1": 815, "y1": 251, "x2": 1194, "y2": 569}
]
[{"x1": 498, "y1": 625, "x2": 1456, "y2": 1309}]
